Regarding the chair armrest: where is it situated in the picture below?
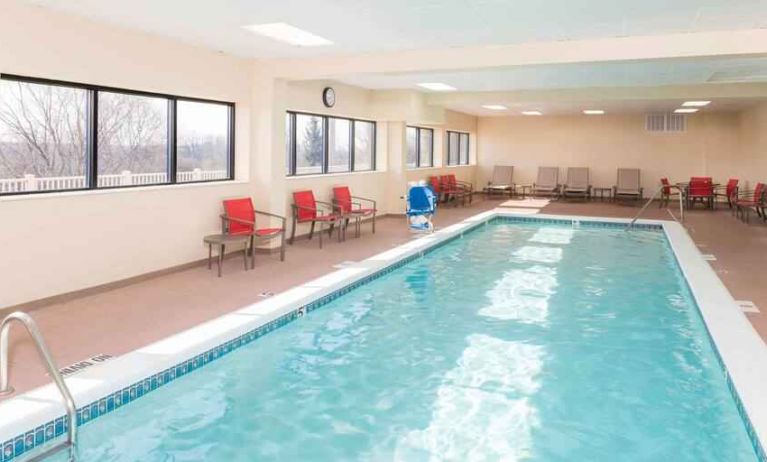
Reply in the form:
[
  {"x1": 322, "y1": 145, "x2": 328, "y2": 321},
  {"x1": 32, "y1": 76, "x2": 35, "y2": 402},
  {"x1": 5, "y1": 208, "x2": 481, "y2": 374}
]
[
  {"x1": 254, "y1": 209, "x2": 286, "y2": 227},
  {"x1": 220, "y1": 214, "x2": 255, "y2": 227},
  {"x1": 351, "y1": 195, "x2": 377, "y2": 209}
]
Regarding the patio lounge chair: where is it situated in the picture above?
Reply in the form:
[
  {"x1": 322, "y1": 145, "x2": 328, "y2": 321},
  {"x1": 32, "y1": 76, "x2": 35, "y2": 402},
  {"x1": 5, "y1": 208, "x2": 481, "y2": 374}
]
[
  {"x1": 613, "y1": 168, "x2": 643, "y2": 201},
  {"x1": 734, "y1": 183, "x2": 765, "y2": 224},
  {"x1": 290, "y1": 190, "x2": 345, "y2": 248},
  {"x1": 485, "y1": 165, "x2": 514, "y2": 197},
  {"x1": 407, "y1": 185, "x2": 437, "y2": 232},
  {"x1": 221, "y1": 198, "x2": 286, "y2": 265},
  {"x1": 562, "y1": 167, "x2": 591, "y2": 200},
  {"x1": 332, "y1": 186, "x2": 377, "y2": 238},
  {"x1": 441, "y1": 174, "x2": 472, "y2": 206},
  {"x1": 533, "y1": 166, "x2": 560, "y2": 198}
]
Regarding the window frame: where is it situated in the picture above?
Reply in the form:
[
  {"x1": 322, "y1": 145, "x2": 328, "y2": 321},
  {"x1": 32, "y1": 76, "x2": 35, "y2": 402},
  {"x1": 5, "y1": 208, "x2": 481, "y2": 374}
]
[
  {"x1": 446, "y1": 130, "x2": 470, "y2": 166},
  {"x1": 0, "y1": 73, "x2": 235, "y2": 197},
  {"x1": 406, "y1": 126, "x2": 434, "y2": 169},
  {"x1": 285, "y1": 110, "x2": 377, "y2": 177}
]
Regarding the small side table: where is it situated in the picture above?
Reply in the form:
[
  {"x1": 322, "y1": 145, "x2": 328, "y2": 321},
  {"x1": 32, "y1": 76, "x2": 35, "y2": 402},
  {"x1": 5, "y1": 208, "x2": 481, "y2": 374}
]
[
  {"x1": 203, "y1": 234, "x2": 251, "y2": 277},
  {"x1": 515, "y1": 184, "x2": 533, "y2": 198},
  {"x1": 592, "y1": 187, "x2": 612, "y2": 202}
]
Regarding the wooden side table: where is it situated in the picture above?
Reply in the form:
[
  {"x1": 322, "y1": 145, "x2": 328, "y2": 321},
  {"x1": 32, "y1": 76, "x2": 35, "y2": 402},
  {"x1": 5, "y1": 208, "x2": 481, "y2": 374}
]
[
  {"x1": 592, "y1": 187, "x2": 613, "y2": 202},
  {"x1": 203, "y1": 234, "x2": 251, "y2": 277}
]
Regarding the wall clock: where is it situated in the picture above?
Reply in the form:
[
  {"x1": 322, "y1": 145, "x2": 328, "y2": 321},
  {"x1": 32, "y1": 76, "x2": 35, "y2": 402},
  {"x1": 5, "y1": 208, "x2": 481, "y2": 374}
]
[{"x1": 322, "y1": 87, "x2": 336, "y2": 108}]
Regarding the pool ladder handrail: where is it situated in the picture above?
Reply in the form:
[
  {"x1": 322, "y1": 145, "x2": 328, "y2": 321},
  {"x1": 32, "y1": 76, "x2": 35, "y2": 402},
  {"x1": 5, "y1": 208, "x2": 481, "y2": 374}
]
[
  {"x1": 0, "y1": 311, "x2": 77, "y2": 461},
  {"x1": 625, "y1": 184, "x2": 685, "y2": 231}
]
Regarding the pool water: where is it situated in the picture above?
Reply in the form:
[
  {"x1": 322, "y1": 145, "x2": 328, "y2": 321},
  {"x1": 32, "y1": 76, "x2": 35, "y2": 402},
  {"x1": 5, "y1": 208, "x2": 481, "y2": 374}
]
[{"x1": 54, "y1": 220, "x2": 758, "y2": 461}]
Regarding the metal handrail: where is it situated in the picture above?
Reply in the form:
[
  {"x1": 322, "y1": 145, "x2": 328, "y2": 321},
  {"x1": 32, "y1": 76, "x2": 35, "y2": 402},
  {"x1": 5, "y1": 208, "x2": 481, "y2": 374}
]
[
  {"x1": 626, "y1": 184, "x2": 686, "y2": 231},
  {"x1": 0, "y1": 312, "x2": 77, "y2": 459}
]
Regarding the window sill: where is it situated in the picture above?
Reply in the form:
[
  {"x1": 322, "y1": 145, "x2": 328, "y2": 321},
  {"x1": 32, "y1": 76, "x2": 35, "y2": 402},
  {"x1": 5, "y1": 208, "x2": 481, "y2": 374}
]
[
  {"x1": 286, "y1": 170, "x2": 384, "y2": 180},
  {"x1": 0, "y1": 179, "x2": 247, "y2": 202}
]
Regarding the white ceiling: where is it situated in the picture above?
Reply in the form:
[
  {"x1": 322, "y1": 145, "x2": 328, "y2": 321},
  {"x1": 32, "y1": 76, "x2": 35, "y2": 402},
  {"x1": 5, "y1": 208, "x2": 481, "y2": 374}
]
[
  {"x1": 339, "y1": 56, "x2": 767, "y2": 92},
  {"x1": 20, "y1": 0, "x2": 767, "y2": 59},
  {"x1": 444, "y1": 98, "x2": 764, "y2": 117}
]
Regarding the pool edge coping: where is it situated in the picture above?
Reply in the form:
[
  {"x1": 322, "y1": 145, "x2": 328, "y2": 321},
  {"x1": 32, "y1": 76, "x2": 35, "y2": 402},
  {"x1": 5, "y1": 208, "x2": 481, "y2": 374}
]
[{"x1": 0, "y1": 209, "x2": 765, "y2": 461}]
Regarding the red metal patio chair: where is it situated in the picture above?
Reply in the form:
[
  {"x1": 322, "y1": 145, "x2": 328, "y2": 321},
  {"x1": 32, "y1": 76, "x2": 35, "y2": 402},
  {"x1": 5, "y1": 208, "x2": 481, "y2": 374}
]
[
  {"x1": 221, "y1": 198, "x2": 286, "y2": 266},
  {"x1": 659, "y1": 177, "x2": 680, "y2": 208},
  {"x1": 332, "y1": 186, "x2": 377, "y2": 238},
  {"x1": 429, "y1": 176, "x2": 443, "y2": 202},
  {"x1": 290, "y1": 190, "x2": 344, "y2": 248},
  {"x1": 734, "y1": 183, "x2": 765, "y2": 224},
  {"x1": 715, "y1": 178, "x2": 739, "y2": 209},
  {"x1": 441, "y1": 174, "x2": 473, "y2": 206},
  {"x1": 687, "y1": 177, "x2": 714, "y2": 209}
]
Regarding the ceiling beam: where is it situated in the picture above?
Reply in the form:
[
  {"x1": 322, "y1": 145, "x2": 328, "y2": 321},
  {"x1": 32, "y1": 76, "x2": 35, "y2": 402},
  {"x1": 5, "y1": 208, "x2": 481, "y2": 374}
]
[{"x1": 265, "y1": 29, "x2": 767, "y2": 80}]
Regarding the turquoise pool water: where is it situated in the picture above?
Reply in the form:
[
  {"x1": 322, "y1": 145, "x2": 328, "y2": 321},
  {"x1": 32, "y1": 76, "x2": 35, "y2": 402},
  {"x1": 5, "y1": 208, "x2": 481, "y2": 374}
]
[{"x1": 54, "y1": 220, "x2": 758, "y2": 461}]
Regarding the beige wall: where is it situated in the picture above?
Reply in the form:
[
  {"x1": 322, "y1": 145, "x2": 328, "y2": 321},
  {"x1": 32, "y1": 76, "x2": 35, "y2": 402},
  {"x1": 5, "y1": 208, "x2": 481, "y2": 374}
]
[
  {"x1": 737, "y1": 103, "x2": 767, "y2": 189},
  {"x1": 0, "y1": 1, "x2": 254, "y2": 308},
  {"x1": 476, "y1": 112, "x2": 745, "y2": 194}
]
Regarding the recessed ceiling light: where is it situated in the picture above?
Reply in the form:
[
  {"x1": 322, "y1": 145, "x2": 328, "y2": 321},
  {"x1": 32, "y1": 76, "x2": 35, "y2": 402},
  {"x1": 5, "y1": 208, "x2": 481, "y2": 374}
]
[
  {"x1": 521, "y1": 111, "x2": 542, "y2": 116},
  {"x1": 583, "y1": 110, "x2": 605, "y2": 115},
  {"x1": 674, "y1": 108, "x2": 699, "y2": 114},
  {"x1": 482, "y1": 104, "x2": 508, "y2": 111},
  {"x1": 242, "y1": 23, "x2": 332, "y2": 46},
  {"x1": 417, "y1": 83, "x2": 457, "y2": 92},
  {"x1": 682, "y1": 101, "x2": 711, "y2": 107}
]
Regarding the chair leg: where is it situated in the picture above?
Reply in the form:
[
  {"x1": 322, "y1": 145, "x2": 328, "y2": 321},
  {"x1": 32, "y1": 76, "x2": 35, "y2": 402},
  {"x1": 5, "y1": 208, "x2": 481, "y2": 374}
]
[
  {"x1": 207, "y1": 243, "x2": 213, "y2": 270},
  {"x1": 280, "y1": 233, "x2": 285, "y2": 261},
  {"x1": 250, "y1": 236, "x2": 255, "y2": 269},
  {"x1": 318, "y1": 222, "x2": 324, "y2": 249},
  {"x1": 372, "y1": 213, "x2": 376, "y2": 234},
  {"x1": 243, "y1": 241, "x2": 249, "y2": 270},
  {"x1": 308, "y1": 222, "x2": 316, "y2": 240},
  {"x1": 289, "y1": 216, "x2": 297, "y2": 245},
  {"x1": 217, "y1": 244, "x2": 225, "y2": 277}
]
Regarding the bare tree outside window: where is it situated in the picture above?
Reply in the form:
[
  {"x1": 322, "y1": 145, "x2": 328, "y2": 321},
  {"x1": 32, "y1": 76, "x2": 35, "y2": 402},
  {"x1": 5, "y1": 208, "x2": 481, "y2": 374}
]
[
  {"x1": 177, "y1": 100, "x2": 229, "y2": 182},
  {"x1": 98, "y1": 91, "x2": 168, "y2": 185},
  {"x1": 354, "y1": 121, "x2": 374, "y2": 171},
  {"x1": 327, "y1": 118, "x2": 350, "y2": 173},
  {"x1": 0, "y1": 80, "x2": 87, "y2": 191}
]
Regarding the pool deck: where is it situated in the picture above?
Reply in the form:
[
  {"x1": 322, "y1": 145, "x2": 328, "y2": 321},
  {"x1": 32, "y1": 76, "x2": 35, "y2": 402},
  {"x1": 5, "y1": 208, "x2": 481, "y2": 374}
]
[{"x1": 1, "y1": 196, "x2": 765, "y2": 400}]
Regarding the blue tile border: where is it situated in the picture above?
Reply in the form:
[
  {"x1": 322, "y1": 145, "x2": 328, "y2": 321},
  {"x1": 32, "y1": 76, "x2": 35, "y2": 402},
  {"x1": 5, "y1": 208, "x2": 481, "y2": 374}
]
[{"x1": 3, "y1": 214, "x2": 761, "y2": 461}]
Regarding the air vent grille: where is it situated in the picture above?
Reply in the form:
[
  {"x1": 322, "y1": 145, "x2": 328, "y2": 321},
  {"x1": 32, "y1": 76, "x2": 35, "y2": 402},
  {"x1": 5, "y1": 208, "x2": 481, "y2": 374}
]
[{"x1": 645, "y1": 113, "x2": 686, "y2": 133}]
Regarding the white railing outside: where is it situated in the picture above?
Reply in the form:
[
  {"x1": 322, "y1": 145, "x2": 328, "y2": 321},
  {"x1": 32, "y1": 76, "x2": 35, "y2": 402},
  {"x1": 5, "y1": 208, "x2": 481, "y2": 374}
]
[{"x1": 0, "y1": 169, "x2": 228, "y2": 194}]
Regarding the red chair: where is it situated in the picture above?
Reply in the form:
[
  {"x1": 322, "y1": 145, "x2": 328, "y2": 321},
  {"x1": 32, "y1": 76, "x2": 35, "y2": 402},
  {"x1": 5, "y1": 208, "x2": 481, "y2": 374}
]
[
  {"x1": 687, "y1": 177, "x2": 714, "y2": 209},
  {"x1": 735, "y1": 183, "x2": 765, "y2": 223},
  {"x1": 715, "y1": 178, "x2": 739, "y2": 209},
  {"x1": 429, "y1": 176, "x2": 443, "y2": 202},
  {"x1": 290, "y1": 190, "x2": 344, "y2": 248},
  {"x1": 221, "y1": 198, "x2": 286, "y2": 266},
  {"x1": 332, "y1": 186, "x2": 377, "y2": 237},
  {"x1": 440, "y1": 174, "x2": 473, "y2": 206},
  {"x1": 659, "y1": 177, "x2": 680, "y2": 208}
]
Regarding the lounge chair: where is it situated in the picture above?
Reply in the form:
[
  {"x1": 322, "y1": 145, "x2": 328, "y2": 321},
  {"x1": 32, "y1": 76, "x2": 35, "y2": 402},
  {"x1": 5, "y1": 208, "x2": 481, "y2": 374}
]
[
  {"x1": 613, "y1": 168, "x2": 643, "y2": 201},
  {"x1": 441, "y1": 174, "x2": 472, "y2": 206},
  {"x1": 289, "y1": 190, "x2": 344, "y2": 248},
  {"x1": 485, "y1": 165, "x2": 514, "y2": 197},
  {"x1": 221, "y1": 198, "x2": 286, "y2": 265},
  {"x1": 533, "y1": 167, "x2": 560, "y2": 198},
  {"x1": 562, "y1": 167, "x2": 591, "y2": 200},
  {"x1": 659, "y1": 177, "x2": 681, "y2": 208},
  {"x1": 734, "y1": 183, "x2": 765, "y2": 223},
  {"x1": 332, "y1": 186, "x2": 377, "y2": 238},
  {"x1": 406, "y1": 185, "x2": 437, "y2": 232}
]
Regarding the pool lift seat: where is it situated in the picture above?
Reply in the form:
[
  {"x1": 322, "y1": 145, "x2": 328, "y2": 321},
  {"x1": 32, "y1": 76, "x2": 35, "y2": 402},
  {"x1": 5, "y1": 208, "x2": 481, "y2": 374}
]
[
  {"x1": 0, "y1": 312, "x2": 78, "y2": 461},
  {"x1": 407, "y1": 184, "x2": 437, "y2": 233}
]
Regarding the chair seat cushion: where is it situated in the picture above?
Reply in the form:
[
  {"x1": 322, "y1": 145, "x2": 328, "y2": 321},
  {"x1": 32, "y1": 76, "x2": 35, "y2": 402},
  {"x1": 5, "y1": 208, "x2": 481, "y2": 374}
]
[{"x1": 255, "y1": 227, "x2": 283, "y2": 237}]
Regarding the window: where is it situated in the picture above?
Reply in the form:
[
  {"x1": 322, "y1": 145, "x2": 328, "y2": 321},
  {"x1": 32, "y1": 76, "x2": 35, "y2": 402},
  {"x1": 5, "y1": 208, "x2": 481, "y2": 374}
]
[
  {"x1": 177, "y1": 100, "x2": 231, "y2": 183},
  {"x1": 353, "y1": 120, "x2": 375, "y2": 171},
  {"x1": 0, "y1": 74, "x2": 235, "y2": 195},
  {"x1": 406, "y1": 126, "x2": 433, "y2": 168},
  {"x1": 285, "y1": 111, "x2": 376, "y2": 176},
  {"x1": 446, "y1": 130, "x2": 470, "y2": 166},
  {"x1": 98, "y1": 91, "x2": 169, "y2": 186},
  {"x1": 0, "y1": 79, "x2": 88, "y2": 192}
]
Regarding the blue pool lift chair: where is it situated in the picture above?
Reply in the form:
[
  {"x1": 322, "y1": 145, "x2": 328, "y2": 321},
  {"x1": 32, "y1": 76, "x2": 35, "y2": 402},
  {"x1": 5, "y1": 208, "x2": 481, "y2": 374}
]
[{"x1": 407, "y1": 185, "x2": 437, "y2": 232}]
